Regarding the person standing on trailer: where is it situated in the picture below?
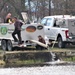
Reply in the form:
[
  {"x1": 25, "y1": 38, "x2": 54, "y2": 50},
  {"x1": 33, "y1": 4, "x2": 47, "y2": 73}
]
[{"x1": 12, "y1": 17, "x2": 23, "y2": 45}]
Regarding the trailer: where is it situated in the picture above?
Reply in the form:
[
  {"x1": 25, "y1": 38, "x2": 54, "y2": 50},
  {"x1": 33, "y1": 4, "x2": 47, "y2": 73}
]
[{"x1": 0, "y1": 23, "x2": 45, "y2": 51}]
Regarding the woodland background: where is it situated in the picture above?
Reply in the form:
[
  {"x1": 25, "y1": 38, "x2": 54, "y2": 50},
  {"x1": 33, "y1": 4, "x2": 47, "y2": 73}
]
[{"x1": 0, "y1": 0, "x2": 75, "y2": 22}]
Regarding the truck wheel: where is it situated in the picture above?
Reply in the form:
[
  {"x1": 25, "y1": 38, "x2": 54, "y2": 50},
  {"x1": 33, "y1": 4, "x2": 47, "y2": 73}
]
[
  {"x1": 58, "y1": 37, "x2": 65, "y2": 48},
  {"x1": 7, "y1": 40, "x2": 12, "y2": 51},
  {"x1": 1, "y1": 40, "x2": 7, "y2": 51}
]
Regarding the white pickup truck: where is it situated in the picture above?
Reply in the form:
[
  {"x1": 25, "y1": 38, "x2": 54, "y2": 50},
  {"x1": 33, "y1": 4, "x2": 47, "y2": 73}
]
[{"x1": 41, "y1": 15, "x2": 75, "y2": 48}]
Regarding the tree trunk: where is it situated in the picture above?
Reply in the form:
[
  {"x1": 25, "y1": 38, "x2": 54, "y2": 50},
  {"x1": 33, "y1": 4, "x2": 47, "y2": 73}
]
[{"x1": 49, "y1": 0, "x2": 51, "y2": 16}]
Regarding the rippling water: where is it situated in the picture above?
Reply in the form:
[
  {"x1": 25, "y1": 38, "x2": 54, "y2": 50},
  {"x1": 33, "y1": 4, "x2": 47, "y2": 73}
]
[{"x1": 0, "y1": 65, "x2": 75, "y2": 75}]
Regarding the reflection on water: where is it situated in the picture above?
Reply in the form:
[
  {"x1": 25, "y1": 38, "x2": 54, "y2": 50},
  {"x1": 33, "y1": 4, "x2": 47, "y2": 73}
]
[{"x1": 0, "y1": 65, "x2": 75, "y2": 75}]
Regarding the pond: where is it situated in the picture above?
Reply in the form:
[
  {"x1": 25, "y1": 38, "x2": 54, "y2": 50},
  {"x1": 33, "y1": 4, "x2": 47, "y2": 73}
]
[{"x1": 0, "y1": 65, "x2": 75, "y2": 75}]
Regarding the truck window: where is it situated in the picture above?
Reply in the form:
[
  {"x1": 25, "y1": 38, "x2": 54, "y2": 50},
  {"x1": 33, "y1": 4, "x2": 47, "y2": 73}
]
[
  {"x1": 46, "y1": 18, "x2": 52, "y2": 26},
  {"x1": 41, "y1": 18, "x2": 47, "y2": 25}
]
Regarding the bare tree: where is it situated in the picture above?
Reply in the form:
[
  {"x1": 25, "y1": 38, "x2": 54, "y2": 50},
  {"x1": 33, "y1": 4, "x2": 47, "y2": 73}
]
[
  {"x1": 52, "y1": 0, "x2": 75, "y2": 15},
  {"x1": 49, "y1": 0, "x2": 51, "y2": 16},
  {"x1": 0, "y1": 0, "x2": 25, "y2": 21},
  {"x1": 1, "y1": 0, "x2": 75, "y2": 22}
]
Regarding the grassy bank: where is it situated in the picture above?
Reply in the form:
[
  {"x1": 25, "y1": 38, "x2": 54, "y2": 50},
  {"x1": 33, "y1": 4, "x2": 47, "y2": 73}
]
[{"x1": 0, "y1": 45, "x2": 75, "y2": 67}]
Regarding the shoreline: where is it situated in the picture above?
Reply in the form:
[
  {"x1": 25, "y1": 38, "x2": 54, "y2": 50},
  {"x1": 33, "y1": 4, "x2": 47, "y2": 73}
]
[
  {"x1": 0, "y1": 48, "x2": 75, "y2": 68},
  {"x1": 0, "y1": 59, "x2": 75, "y2": 68}
]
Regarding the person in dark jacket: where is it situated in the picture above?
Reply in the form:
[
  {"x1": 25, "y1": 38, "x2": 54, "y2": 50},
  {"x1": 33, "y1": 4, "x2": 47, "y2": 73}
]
[
  {"x1": 36, "y1": 35, "x2": 46, "y2": 50},
  {"x1": 38, "y1": 35, "x2": 46, "y2": 44},
  {"x1": 12, "y1": 17, "x2": 23, "y2": 44}
]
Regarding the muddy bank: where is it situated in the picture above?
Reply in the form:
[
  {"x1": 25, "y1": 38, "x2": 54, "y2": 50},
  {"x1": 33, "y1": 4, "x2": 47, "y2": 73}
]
[
  {"x1": 0, "y1": 48, "x2": 75, "y2": 67},
  {"x1": 0, "y1": 50, "x2": 53, "y2": 67}
]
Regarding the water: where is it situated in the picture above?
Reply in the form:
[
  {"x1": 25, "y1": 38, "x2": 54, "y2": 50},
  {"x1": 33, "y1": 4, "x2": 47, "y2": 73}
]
[{"x1": 0, "y1": 65, "x2": 75, "y2": 75}]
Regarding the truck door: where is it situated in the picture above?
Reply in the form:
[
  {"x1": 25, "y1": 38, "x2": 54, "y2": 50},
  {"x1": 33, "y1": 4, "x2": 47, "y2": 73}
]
[
  {"x1": 41, "y1": 17, "x2": 58, "y2": 40},
  {"x1": 41, "y1": 18, "x2": 48, "y2": 35},
  {"x1": 45, "y1": 18, "x2": 54, "y2": 39},
  {"x1": 41, "y1": 18, "x2": 54, "y2": 38},
  {"x1": 45, "y1": 18, "x2": 59, "y2": 40}
]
